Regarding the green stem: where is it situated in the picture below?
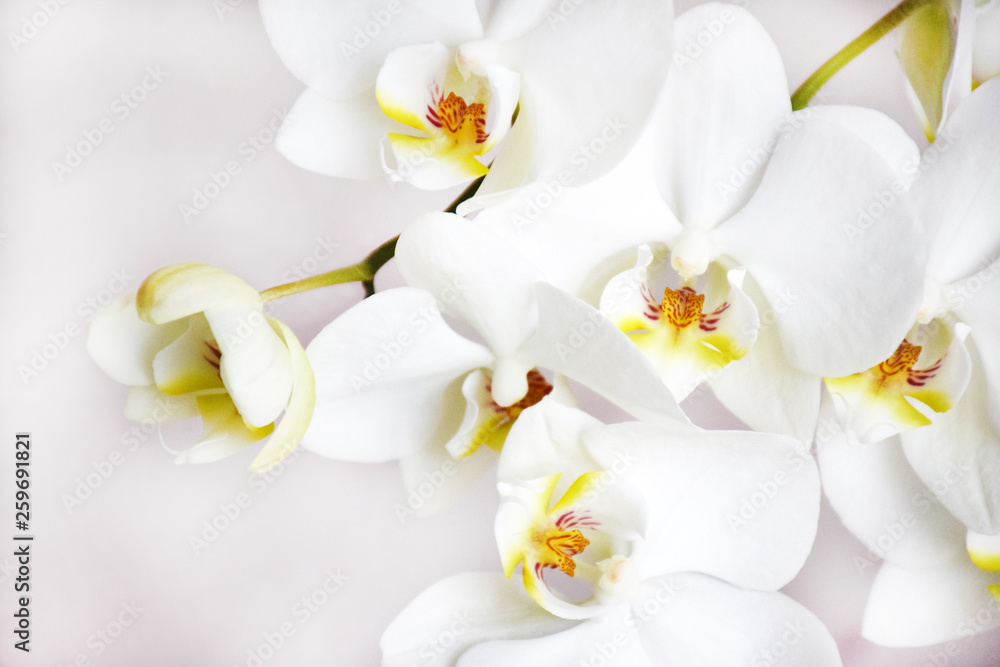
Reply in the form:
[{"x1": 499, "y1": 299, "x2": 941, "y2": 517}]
[
  {"x1": 261, "y1": 175, "x2": 485, "y2": 302},
  {"x1": 791, "y1": 0, "x2": 934, "y2": 111},
  {"x1": 260, "y1": 264, "x2": 371, "y2": 302}
]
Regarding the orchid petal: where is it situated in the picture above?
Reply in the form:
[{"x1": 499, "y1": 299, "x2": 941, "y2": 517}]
[
  {"x1": 824, "y1": 320, "x2": 972, "y2": 443},
  {"x1": 709, "y1": 276, "x2": 821, "y2": 441},
  {"x1": 446, "y1": 369, "x2": 510, "y2": 459},
  {"x1": 496, "y1": 471, "x2": 643, "y2": 621},
  {"x1": 457, "y1": 605, "x2": 655, "y2": 667},
  {"x1": 494, "y1": 0, "x2": 674, "y2": 189},
  {"x1": 601, "y1": 249, "x2": 759, "y2": 402},
  {"x1": 496, "y1": 398, "x2": 603, "y2": 487},
  {"x1": 398, "y1": 433, "x2": 496, "y2": 518},
  {"x1": 716, "y1": 114, "x2": 925, "y2": 378},
  {"x1": 123, "y1": 385, "x2": 198, "y2": 424},
  {"x1": 973, "y1": 0, "x2": 1000, "y2": 81},
  {"x1": 303, "y1": 287, "x2": 491, "y2": 462},
  {"x1": 377, "y1": 42, "x2": 452, "y2": 133},
  {"x1": 637, "y1": 573, "x2": 842, "y2": 667},
  {"x1": 481, "y1": 1, "x2": 555, "y2": 42},
  {"x1": 470, "y1": 160, "x2": 678, "y2": 301},
  {"x1": 380, "y1": 571, "x2": 574, "y2": 667},
  {"x1": 383, "y1": 133, "x2": 491, "y2": 188},
  {"x1": 277, "y1": 87, "x2": 392, "y2": 180},
  {"x1": 248, "y1": 321, "x2": 315, "y2": 473},
  {"x1": 916, "y1": 76, "x2": 1000, "y2": 285},
  {"x1": 258, "y1": 0, "x2": 483, "y2": 101},
  {"x1": 135, "y1": 263, "x2": 262, "y2": 325},
  {"x1": 151, "y1": 315, "x2": 225, "y2": 396},
  {"x1": 898, "y1": 0, "x2": 972, "y2": 140},
  {"x1": 816, "y1": 400, "x2": 967, "y2": 568},
  {"x1": 395, "y1": 213, "x2": 541, "y2": 405},
  {"x1": 204, "y1": 305, "x2": 293, "y2": 429},
  {"x1": 863, "y1": 558, "x2": 1000, "y2": 646},
  {"x1": 654, "y1": 4, "x2": 791, "y2": 228},
  {"x1": 805, "y1": 105, "x2": 922, "y2": 188},
  {"x1": 444, "y1": 367, "x2": 556, "y2": 461},
  {"x1": 953, "y1": 259, "x2": 1000, "y2": 421},
  {"x1": 376, "y1": 42, "x2": 518, "y2": 189},
  {"x1": 177, "y1": 393, "x2": 273, "y2": 465},
  {"x1": 497, "y1": 401, "x2": 649, "y2": 536},
  {"x1": 523, "y1": 283, "x2": 687, "y2": 423},
  {"x1": 902, "y1": 358, "x2": 1000, "y2": 534},
  {"x1": 87, "y1": 293, "x2": 185, "y2": 387},
  {"x1": 584, "y1": 420, "x2": 819, "y2": 590}
]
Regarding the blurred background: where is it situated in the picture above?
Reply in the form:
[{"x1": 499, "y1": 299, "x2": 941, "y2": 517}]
[{"x1": 1, "y1": 0, "x2": 997, "y2": 664}]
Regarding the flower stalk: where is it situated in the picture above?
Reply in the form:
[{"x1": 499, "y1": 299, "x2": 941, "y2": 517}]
[
  {"x1": 260, "y1": 175, "x2": 486, "y2": 302},
  {"x1": 791, "y1": 0, "x2": 935, "y2": 110}
]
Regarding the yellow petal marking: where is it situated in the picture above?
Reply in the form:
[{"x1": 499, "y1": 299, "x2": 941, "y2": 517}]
[
  {"x1": 826, "y1": 340, "x2": 952, "y2": 430},
  {"x1": 382, "y1": 79, "x2": 494, "y2": 178},
  {"x1": 969, "y1": 549, "x2": 1000, "y2": 573},
  {"x1": 459, "y1": 369, "x2": 554, "y2": 459},
  {"x1": 617, "y1": 283, "x2": 747, "y2": 371}
]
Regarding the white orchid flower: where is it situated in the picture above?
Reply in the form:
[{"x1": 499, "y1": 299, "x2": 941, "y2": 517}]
[
  {"x1": 87, "y1": 263, "x2": 315, "y2": 473},
  {"x1": 381, "y1": 399, "x2": 842, "y2": 666},
  {"x1": 897, "y1": 0, "x2": 1000, "y2": 141},
  {"x1": 471, "y1": 3, "x2": 925, "y2": 441},
  {"x1": 302, "y1": 213, "x2": 684, "y2": 515},
  {"x1": 817, "y1": 405, "x2": 1000, "y2": 647},
  {"x1": 823, "y1": 78, "x2": 1000, "y2": 534},
  {"x1": 258, "y1": 0, "x2": 674, "y2": 190}
]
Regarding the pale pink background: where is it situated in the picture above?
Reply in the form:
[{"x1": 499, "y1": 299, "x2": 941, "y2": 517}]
[{"x1": 1, "y1": 0, "x2": 998, "y2": 665}]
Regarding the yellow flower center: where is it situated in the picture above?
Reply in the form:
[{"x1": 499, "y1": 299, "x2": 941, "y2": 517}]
[
  {"x1": 532, "y1": 510, "x2": 596, "y2": 577},
  {"x1": 426, "y1": 91, "x2": 489, "y2": 145},
  {"x1": 660, "y1": 286, "x2": 705, "y2": 329},
  {"x1": 535, "y1": 529, "x2": 590, "y2": 576}
]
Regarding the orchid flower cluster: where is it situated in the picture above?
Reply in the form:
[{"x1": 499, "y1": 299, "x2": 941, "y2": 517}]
[{"x1": 87, "y1": 0, "x2": 1000, "y2": 663}]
